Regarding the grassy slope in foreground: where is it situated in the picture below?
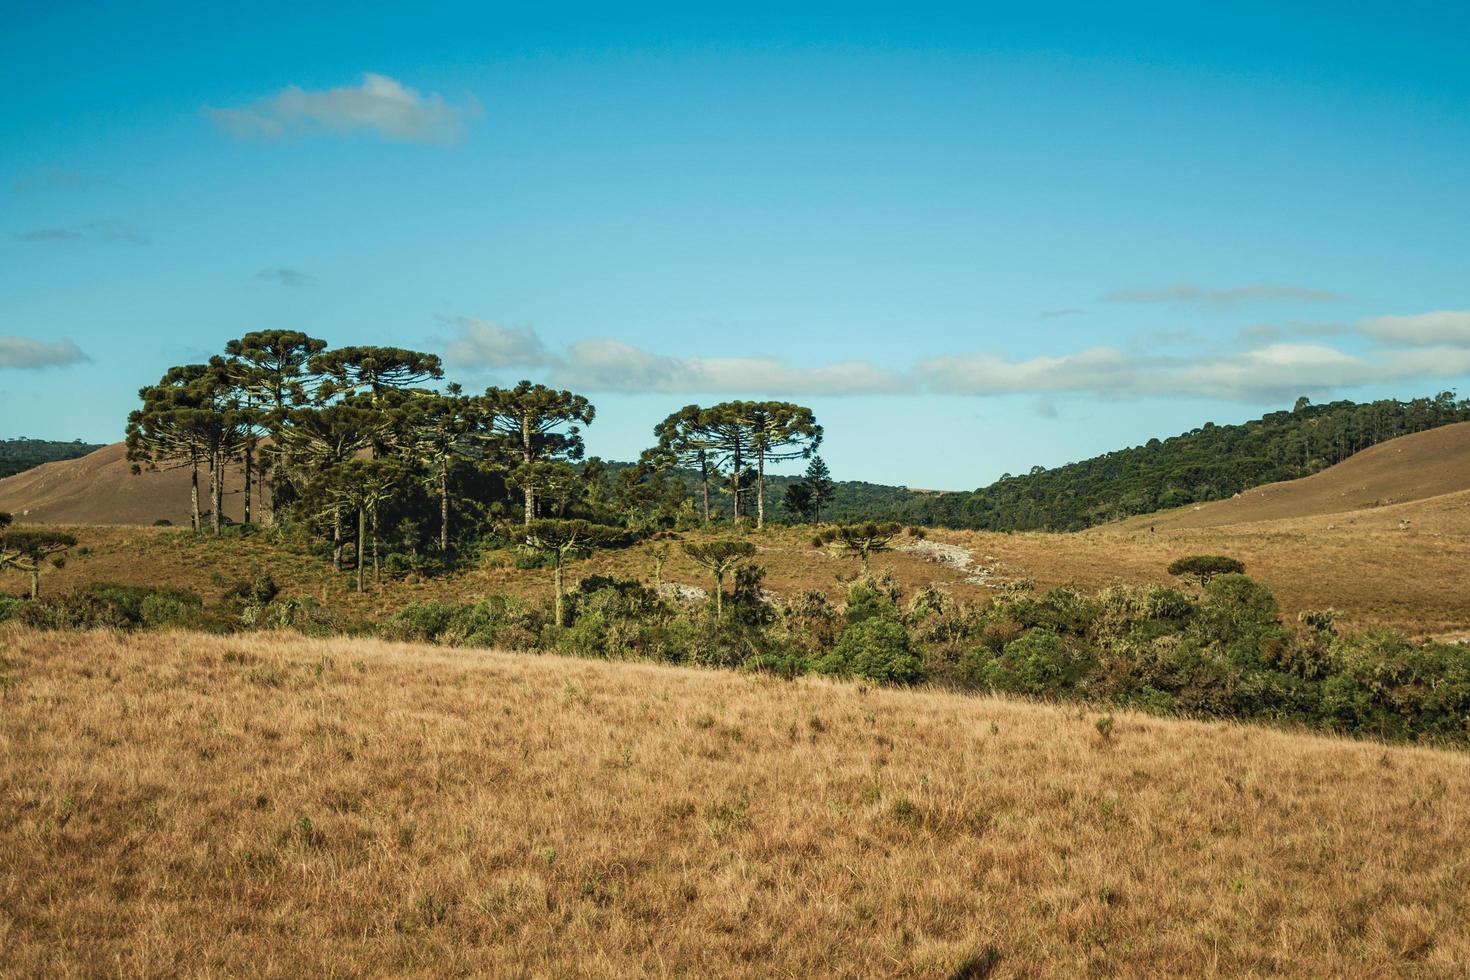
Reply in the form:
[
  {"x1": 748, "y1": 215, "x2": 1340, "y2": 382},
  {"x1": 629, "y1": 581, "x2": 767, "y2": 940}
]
[{"x1": 3, "y1": 630, "x2": 1468, "y2": 977}]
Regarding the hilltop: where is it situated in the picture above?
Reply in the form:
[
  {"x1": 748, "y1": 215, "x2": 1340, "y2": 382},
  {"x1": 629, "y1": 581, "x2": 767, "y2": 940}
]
[
  {"x1": 4, "y1": 627, "x2": 1468, "y2": 977},
  {"x1": 0, "y1": 441, "x2": 248, "y2": 525},
  {"x1": 899, "y1": 395, "x2": 1470, "y2": 531},
  {"x1": 0, "y1": 437, "x2": 104, "y2": 480}
]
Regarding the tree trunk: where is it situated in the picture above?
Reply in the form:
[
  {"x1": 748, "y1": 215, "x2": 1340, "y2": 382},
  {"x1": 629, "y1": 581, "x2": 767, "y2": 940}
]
[
  {"x1": 243, "y1": 443, "x2": 253, "y2": 525},
  {"x1": 356, "y1": 506, "x2": 366, "y2": 593},
  {"x1": 30, "y1": 568, "x2": 39, "y2": 600},
  {"x1": 700, "y1": 456, "x2": 711, "y2": 522},
  {"x1": 756, "y1": 451, "x2": 766, "y2": 530},
  {"x1": 372, "y1": 505, "x2": 380, "y2": 585},
  {"x1": 190, "y1": 459, "x2": 201, "y2": 533},
  {"x1": 439, "y1": 463, "x2": 450, "y2": 555},
  {"x1": 714, "y1": 571, "x2": 724, "y2": 618},
  {"x1": 522, "y1": 414, "x2": 535, "y2": 525},
  {"x1": 332, "y1": 508, "x2": 342, "y2": 572},
  {"x1": 731, "y1": 442, "x2": 742, "y2": 523},
  {"x1": 554, "y1": 555, "x2": 565, "y2": 627},
  {"x1": 210, "y1": 451, "x2": 222, "y2": 535}
]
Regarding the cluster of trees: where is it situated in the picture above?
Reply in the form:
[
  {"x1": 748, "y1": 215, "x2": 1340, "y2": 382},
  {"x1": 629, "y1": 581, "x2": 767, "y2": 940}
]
[
  {"x1": 122, "y1": 332, "x2": 832, "y2": 589},
  {"x1": 899, "y1": 394, "x2": 1470, "y2": 531}
]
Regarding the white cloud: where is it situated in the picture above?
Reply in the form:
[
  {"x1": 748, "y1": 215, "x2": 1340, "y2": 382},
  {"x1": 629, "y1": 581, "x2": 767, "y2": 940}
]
[
  {"x1": 1105, "y1": 282, "x2": 1344, "y2": 311},
  {"x1": 440, "y1": 316, "x2": 554, "y2": 369},
  {"x1": 1360, "y1": 310, "x2": 1470, "y2": 345},
  {"x1": 207, "y1": 73, "x2": 481, "y2": 145},
  {"x1": 0, "y1": 336, "x2": 89, "y2": 369},
  {"x1": 437, "y1": 306, "x2": 1470, "y2": 403}
]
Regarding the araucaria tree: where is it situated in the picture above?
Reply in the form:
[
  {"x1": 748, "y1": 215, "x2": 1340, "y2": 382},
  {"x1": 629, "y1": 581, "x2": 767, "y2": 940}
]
[
  {"x1": 680, "y1": 539, "x2": 757, "y2": 618},
  {"x1": 0, "y1": 529, "x2": 77, "y2": 598},
  {"x1": 222, "y1": 330, "x2": 327, "y2": 523},
  {"x1": 321, "y1": 459, "x2": 408, "y2": 592},
  {"x1": 478, "y1": 381, "x2": 594, "y2": 524},
  {"x1": 1168, "y1": 555, "x2": 1246, "y2": 587},
  {"x1": 815, "y1": 521, "x2": 902, "y2": 572},
  {"x1": 645, "y1": 405, "x2": 721, "y2": 522},
  {"x1": 522, "y1": 519, "x2": 620, "y2": 626},
  {"x1": 740, "y1": 401, "x2": 823, "y2": 529}
]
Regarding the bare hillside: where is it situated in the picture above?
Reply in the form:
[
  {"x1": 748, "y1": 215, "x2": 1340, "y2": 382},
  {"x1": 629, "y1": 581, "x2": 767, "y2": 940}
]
[
  {"x1": 1111, "y1": 421, "x2": 1470, "y2": 531},
  {"x1": 0, "y1": 441, "x2": 248, "y2": 526}
]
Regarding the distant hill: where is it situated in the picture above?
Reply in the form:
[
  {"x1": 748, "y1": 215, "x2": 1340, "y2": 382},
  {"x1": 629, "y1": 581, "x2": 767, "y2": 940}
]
[
  {"x1": 898, "y1": 394, "x2": 1470, "y2": 531},
  {"x1": 0, "y1": 437, "x2": 105, "y2": 480},
  {"x1": 1109, "y1": 421, "x2": 1470, "y2": 530},
  {"x1": 0, "y1": 442, "x2": 248, "y2": 525}
]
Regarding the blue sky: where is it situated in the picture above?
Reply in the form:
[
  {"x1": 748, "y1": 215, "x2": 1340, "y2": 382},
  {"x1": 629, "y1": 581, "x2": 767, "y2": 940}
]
[{"x1": 3, "y1": 2, "x2": 1468, "y2": 488}]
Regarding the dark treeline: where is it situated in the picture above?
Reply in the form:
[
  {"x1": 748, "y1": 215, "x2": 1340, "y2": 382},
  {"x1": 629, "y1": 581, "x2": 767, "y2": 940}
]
[
  {"x1": 898, "y1": 393, "x2": 1470, "y2": 531},
  {"x1": 0, "y1": 438, "x2": 104, "y2": 479},
  {"x1": 122, "y1": 332, "x2": 829, "y2": 590}
]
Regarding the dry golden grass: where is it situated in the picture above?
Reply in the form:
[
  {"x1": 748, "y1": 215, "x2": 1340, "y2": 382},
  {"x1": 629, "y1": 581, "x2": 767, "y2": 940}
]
[{"x1": 3, "y1": 627, "x2": 1469, "y2": 977}]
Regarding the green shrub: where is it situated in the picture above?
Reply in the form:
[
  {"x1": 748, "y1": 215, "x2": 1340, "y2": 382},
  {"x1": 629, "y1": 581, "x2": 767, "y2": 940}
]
[
  {"x1": 966, "y1": 627, "x2": 1093, "y2": 698},
  {"x1": 814, "y1": 617, "x2": 924, "y2": 685},
  {"x1": 0, "y1": 596, "x2": 24, "y2": 624}
]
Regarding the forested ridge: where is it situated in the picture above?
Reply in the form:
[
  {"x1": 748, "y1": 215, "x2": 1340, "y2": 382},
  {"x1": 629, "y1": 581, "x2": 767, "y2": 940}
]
[
  {"x1": 896, "y1": 394, "x2": 1470, "y2": 531},
  {"x1": 0, "y1": 438, "x2": 104, "y2": 479}
]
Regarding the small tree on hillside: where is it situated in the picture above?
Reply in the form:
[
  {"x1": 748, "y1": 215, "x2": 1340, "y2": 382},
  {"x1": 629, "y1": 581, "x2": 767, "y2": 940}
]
[
  {"x1": 814, "y1": 521, "x2": 903, "y2": 572},
  {"x1": 0, "y1": 529, "x2": 77, "y2": 598},
  {"x1": 680, "y1": 540, "x2": 757, "y2": 618},
  {"x1": 477, "y1": 381, "x2": 595, "y2": 525},
  {"x1": 522, "y1": 519, "x2": 621, "y2": 627},
  {"x1": 322, "y1": 459, "x2": 409, "y2": 592},
  {"x1": 1168, "y1": 555, "x2": 1246, "y2": 587},
  {"x1": 800, "y1": 455, "x2": 836, "y2": 522}
]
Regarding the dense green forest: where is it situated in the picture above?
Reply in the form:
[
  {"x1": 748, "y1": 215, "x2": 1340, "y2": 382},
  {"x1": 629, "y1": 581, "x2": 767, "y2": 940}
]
[
  {"x1": 896, "y1": 394, "x2": 1470, "y2": 531},
  {"x1": 0, "y1": 438, "x2": 104, "y2": 479}
]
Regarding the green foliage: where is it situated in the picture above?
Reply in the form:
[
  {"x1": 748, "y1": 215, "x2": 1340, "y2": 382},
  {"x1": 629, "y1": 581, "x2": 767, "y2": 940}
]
[
  {"x1": 813, "y1": 617, "x2": 925, "y2": 685},
  {"x1": 14, "y1": 583, "x2": 205, "y2": 631},
  {"x1": 899, "y1": 394, "x2": 1470, "y2": 530},
  {"x1": 1168, "y1": 554, "x2": 1247, "y2": 585},
  {"x1": 0, "y1": 438, "x2": 103, "y2": 479}
]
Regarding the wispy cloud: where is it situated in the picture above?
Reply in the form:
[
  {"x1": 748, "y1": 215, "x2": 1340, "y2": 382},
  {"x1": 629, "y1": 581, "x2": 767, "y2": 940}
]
[
  {"x1": 15, "y1": 220, "x2": 147, "y2": 245},
  {"x1": 1359, "y1": 310, "x2": 1470, "y2": 345},
  {"x1": 438, "y1": 315, "x2": 555, "y2": 369},
  {"x1": 0, "y1": 336, "x2": 89, "y2": 369},
  {"x1": 1105, "y1": 282, "x2": 1344, "y2": 312},
  {"x1": 440, "y1": 308, "x2": 1470, "y2": 403},
  {"x1": 207, "y1": 73, "x2": 482, "y2": 145},
  {"x1": 1238, "y1": 321, "x2": 1352, "y2": 342},
  {"x1": 254, "y1": 267, "x2": 317, "y2": 288},
  {"x1": 12, "y1": 169, "x2": 115, "y2": 193},
  {"x1": 1039, "y1": 308, "x2": 1085, "y2": 319}
]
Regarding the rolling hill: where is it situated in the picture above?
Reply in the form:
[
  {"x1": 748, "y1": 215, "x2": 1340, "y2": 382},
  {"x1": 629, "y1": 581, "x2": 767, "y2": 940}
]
[
  {"x1": 1111, "y1": 421, "x2": 1470, "y2": 530},
  {"x1": 0, "y1": 441, "x2": 248, "y2": 526}
]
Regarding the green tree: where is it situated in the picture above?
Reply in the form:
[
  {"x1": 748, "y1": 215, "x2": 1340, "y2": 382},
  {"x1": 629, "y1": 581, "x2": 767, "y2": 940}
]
[
  {"x1": 0, "y1": 529, "x2": 76, "y2": 598},
  {"x1": 223, "y1": 330, "x2": 327, "y2": 524},
  {"x1": 321, "y1": 458, "x2": 409, "y2": 592},
  {"x1": 399, "y1": 387, "x2": 476, "y2": 555},
  {"x1": 1168, "y1": 555, "x2": 1246, "y2": 587},
  {"x1": 521, "y1": 519, "x2": 621, "y2": 626},
  {"x1": 800, "y1": 455, "x2": 836, "y2": 522},
  {"x1": 477, "y1": 381, "x2": 594, "y2": 524},
  {"x1": 644, "y1": 405, "x2": 720, "y2": 521},
  {"x1": 815, "y1": 521, "x2": 903, "y2": 572},
  {"x1": 740, "y1": 401, "x2": 822, "y2": 529},
  {"x1": 308, "y1": 346, "x2": 444, "y2": 404},
  {"x1": 680, "y1": 540, "x2": 757, "y2": 618}
]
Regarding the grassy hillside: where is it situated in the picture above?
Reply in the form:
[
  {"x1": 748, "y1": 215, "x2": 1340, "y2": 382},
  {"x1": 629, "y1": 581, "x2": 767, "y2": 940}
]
[
  {"x1": 2, "y1": 628, "x2": 1467, "y2": 977},
  {"x1": 0, "y1": 442, "x2": 249, "y2": 525},
  {"x1": 0, "y1": 437, "x2": 104, "y2": 480},
  {"x1": 1109, "y1": 421, "x2": 1470, "y2": 530},
  {"x1": 900, "y1": 395, "x2": 1470, "y2": 531}
]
